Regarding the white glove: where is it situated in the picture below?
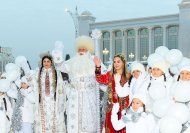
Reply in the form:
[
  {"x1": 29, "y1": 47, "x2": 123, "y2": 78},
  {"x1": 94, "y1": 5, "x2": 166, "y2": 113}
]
[
  {"x1": 114, "y1": 74, "x2": 121, "y2": 84},
  {"x1": 112, "y1": 103, "x2": 120, "y2": 114},
  {"x1": 115, "y1": 83, "x2": 130, "y2": 98}
]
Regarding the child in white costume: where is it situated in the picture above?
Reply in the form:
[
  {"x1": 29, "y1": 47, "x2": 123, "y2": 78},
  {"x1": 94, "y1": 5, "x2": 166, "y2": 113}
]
[
  {"x1": 128, "y1": 62, "x2": 147, "y2": 95},
  {"x1": 111, "y1": 93, "x2": 157, "y2": 133},
  {"x1": 138, "y1": 60, "x2": 173, "y2": 112},
  {"x1": 12, "y1": 76, "x2": 35, "y2": 133},
  {"x1": 0, "y1": 79, "x2": 12, "y2": 133},
  {"x1": 171, "y1": 65, "x2": 190, "y2": 133}
]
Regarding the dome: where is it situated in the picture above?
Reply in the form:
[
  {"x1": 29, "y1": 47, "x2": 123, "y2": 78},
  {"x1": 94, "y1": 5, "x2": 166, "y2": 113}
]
[{"x1": 81, "y1": 11, "x2": 92, "y2": 16}]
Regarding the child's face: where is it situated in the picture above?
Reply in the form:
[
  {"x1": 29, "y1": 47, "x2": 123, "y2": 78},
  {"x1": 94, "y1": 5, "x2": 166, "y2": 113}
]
[
  {"x1": 132, "y1": 98, "x2": 144, "y2": 112},
  {"x1": 180, "y1": 70, "x2": 190, "y2": 81},
  {"x1": 152, "y1": 68, "x2": 163, "y2": 77},
  {"x1": 132, "y1": 70, "x2": 141, "y2": 79},
  {"x1": 0, "y1": 92, "x2": 4, "y2": 96},
  {"x1": 21, "y1": 82, "x2": 29, "y2": 89}
]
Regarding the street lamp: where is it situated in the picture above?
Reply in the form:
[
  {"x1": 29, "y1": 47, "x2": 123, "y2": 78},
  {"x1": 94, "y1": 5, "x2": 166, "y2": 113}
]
[
  {"x1": 102, "y1": 48, "x2": 109, "y2": 55},
  {"x1": 65, "y1": 6, "x2": 79, "y2": 38},
  {"x1": 102, "y1": 48, "x2": 109, "y2": 64},
  {"x1": 142, "y1": 55, "x2": 148, "y2": 61},
  {"x1": 128, "y1": 52, "x2": 135, "y2": 61}
]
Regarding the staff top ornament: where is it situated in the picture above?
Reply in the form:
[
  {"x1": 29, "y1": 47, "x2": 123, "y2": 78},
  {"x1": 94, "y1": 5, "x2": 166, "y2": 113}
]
[{"x1": 91, "y1": 29, "x2": 102, "y2": 40}]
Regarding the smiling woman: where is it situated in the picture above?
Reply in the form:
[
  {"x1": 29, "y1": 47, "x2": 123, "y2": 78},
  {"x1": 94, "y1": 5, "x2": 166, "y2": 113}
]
[
  {"x1": 26, "y1": 53, "x2": 68, "y2": 133},
  {"x1": 94, "y1": 53, "x2": 130, "y2": 133}
]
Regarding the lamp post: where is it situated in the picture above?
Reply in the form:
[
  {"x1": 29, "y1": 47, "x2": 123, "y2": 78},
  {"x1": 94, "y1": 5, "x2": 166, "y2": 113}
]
[
  {"x1": 128, "y1": 52, "x2": 135, "y2": 61},
  {"x1": 142, "y1": 55, "x2": 147, "y2": 61},
  {"x1": 102, "y1": 48, "x2": 109, "y2": 64},
  {"x1": 65, "y1": 6, "x2": 79, "y2": 38}
]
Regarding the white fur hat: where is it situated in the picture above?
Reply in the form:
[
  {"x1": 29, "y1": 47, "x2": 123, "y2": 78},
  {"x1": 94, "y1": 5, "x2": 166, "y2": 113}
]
[
  {"x1": 75, "y1": 36, "x2": 94, "y2": 54},
  {"x1": 152, "y1": 60, "x2": 170, "y2": 73},
  {"x1": 21, "y1": 76, "x2": 28, "y2": 84},
  {"x1": 131, "y1": 62, "x2": 145, "y2": 74},
  {"x1": 0, "y1": 79, "x2": 10, "y2": 92},
  {"x1": 180, "y1": 65, "x2": 190, "y2": 73},
  {"x1": 131, "y1": 92, "x2": 147, "y2": 105}
]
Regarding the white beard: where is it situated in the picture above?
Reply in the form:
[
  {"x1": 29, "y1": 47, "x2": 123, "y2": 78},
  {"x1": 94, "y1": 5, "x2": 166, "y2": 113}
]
[{"x1": 68, "y1": 52, "x2": 95, "y2": 77}]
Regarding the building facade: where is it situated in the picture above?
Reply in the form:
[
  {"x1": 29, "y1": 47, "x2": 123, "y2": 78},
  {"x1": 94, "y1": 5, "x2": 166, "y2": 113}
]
[
  {"x1": 77, "y1": 0, "x2": 190, "y2": 64},
  {"x1": 0, "y1": 47, "x2": 14, "y2": 74}
]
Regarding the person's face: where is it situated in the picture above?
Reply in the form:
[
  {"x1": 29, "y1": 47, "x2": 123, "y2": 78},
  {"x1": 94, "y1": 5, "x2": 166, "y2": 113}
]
[
  {"x1": 180, "y1": 70, "x2": 190, "y2": 81},
  {"x1": 132, "y1": 98, "x2": 144, "y2": 112},
  {"x1": 152, "y1": 67, "x2": 163, "y2": 77},
  {"x1": 78, "y1": 47, "x2": 87, "y2": 55},
  {"x1": 43, "y1": 58, "x2": 52, "y2": 69},
  {"x1": 21, "y1": 82, "x2": 29, "y2": 89},
  {"x1": 114, "y1": 57, "x2": 124, "y2": 73},
  {"x1": 0, "y1": 92, "x2": 4, "y2": 96},
  {"x1": 132, "y1": 70, "x2": 141, "y2": 79}
]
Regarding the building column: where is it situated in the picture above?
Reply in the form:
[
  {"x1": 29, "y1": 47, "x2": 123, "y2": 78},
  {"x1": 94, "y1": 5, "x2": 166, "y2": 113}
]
[
  {"x1": 179, "y1": 0, "x2": 190, "y2": 57},
  {"x1": 162, "y1": 25, "x2": 167, "y2": 46},
  {"x1": 125, "y1": 30, "x2": 128, "y2": 59},
  {"x1": 148, "y1": 26, "x2": 153, "y2": 54},
  {"x1": 109, "y1": 30, "x2": 113, "y2": 60},
  {"x1": 122, "y1": 29, "x2": 126, "y2": 58},
  {"x1": 134, "y1": 28, "x2": 139, "y2": 61},
  {"x1": 100, "y1": 37, "x2": 104, "y2": 60}
]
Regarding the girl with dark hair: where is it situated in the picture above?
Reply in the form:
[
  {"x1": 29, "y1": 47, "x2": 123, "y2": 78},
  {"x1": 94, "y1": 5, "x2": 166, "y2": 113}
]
[
  {"x1": 117, "y1": 62, "x2": 146, "y2": 97},
  {"x1": 111, "y1": 93, "x2": 157, "y2": 133},
  {"x1": 138, "y1": 60, "x2": 173, "y2": 113},
  {"x1": 32, "y1": 54, "x2": 66, "y2": 133},
  {"x1": 94, "y1": 53, "x2": 130, "y2": 133}
]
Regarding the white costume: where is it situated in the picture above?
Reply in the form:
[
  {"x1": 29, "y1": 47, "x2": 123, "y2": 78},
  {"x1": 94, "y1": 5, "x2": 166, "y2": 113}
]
[
  {"x1": 111, "y1": 94, "x2": 158, "y2": 133},
  {"x1": 32, "y1": 67, "x2": 66, "y2": 133},
  {"x1": 62, "y1": 52, "x2": 100, "y2": 133},
  {"x1": 53, "y1": 36, "x2": 101, "y2": 133},
  {"x1": 0, "y1": 94, "x2": 12, "y2": 133},
  {"x1": 129, "y1": 62, "x2": 147, "y2": 95},
  {"x1": 13, "y1": 76, "x2": 35, "y2": 133},
  {"x1": 138, "y1": 61, "x2": 173, "y2": 112}
]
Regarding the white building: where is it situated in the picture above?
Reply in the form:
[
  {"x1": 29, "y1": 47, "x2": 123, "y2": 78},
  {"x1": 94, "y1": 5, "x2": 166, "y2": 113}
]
[
  {"x1": 0, "y1": 47, "x2": 14, "y2": 73},
  {"x1": 77, "y1": 0, "x2": 190, "y2": 63}
]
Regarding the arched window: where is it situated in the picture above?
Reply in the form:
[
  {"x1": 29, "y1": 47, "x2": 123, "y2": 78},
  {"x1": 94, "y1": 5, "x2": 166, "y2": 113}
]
[
  {"x1": 102, "y1": 32, "x2": 110, "y2": 63},
  {"x1": 127, "y1": 29, "x2": 135, "y2": 61},
  {"x1": 167, "y1": 25, "x2": 178, "y2": 49},
  {"x1": 139, "y1": 28, "x2": 149, "y2": 61},
  {"x1": 153, "y1": 27, "x2": 163, "y2": 51},
  {"x1": 115, "y1": 31, "x2": 122, "y2": 54}
]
